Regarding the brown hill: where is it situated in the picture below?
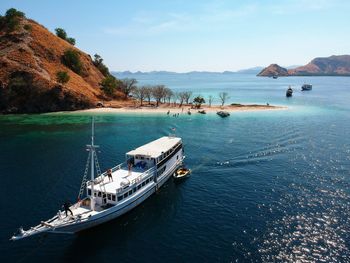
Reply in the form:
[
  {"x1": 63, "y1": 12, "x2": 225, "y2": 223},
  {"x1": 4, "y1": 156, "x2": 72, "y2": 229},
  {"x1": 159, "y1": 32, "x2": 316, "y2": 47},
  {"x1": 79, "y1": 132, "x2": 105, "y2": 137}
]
[
  {"x1": 258, "y1": 55, "x2": 350, "y2": 77},
  {"x1": 288, "y1": 55, "x2": 350, "y2": 76},
  {"x1": 257, "y1": 64, "x2": 289, "y2": 77},
  {"x1": 0, "y1": 11, "x2": 110, "y2": 113}
]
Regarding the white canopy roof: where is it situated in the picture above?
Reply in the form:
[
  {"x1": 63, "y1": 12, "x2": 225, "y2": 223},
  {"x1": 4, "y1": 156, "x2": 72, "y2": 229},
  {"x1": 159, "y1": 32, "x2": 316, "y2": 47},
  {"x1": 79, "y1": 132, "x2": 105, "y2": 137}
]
[{"x1": 126, "y1": 136, "x2": 181, "y2": 158}]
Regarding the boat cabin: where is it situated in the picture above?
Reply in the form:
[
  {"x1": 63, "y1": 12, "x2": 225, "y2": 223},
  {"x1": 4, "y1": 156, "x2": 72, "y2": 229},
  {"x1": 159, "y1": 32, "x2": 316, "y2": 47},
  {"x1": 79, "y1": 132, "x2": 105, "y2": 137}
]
[{"x1": 86, "y1": 136, "x2": 183, "y2": 208}]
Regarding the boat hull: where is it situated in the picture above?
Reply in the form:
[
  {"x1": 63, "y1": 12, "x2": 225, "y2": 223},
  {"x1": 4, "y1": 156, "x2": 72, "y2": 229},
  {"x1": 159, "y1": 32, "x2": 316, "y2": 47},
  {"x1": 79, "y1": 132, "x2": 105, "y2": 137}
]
[{"x1": 35, "y1": 159, "x2": 182, "y2": 235}]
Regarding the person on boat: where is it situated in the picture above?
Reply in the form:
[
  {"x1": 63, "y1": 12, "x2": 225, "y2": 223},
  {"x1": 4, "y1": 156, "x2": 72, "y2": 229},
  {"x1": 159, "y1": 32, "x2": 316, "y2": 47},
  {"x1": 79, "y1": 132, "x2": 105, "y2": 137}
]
[
  {"x1": 63, "y1": 201, "x2": 73, "y2": 217},
  {"x1": 128, "y1": 162, "x2": 132, "y2": 175},
  {"x1": 107, "y1": 168, "x2": 113, "y2": 182}
]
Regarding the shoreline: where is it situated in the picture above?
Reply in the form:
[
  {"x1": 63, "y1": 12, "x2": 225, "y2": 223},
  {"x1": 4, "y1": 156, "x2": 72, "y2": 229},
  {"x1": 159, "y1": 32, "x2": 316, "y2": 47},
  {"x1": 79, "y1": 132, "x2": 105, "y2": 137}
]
[{"x1": 73, "y1": 104, "x2": 287, "y2": 114}]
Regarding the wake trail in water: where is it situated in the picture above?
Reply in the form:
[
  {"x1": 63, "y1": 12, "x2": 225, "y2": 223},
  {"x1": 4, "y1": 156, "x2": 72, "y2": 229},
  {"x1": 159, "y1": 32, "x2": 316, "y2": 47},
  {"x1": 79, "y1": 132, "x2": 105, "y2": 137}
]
[{"x1": 217, "y1": 130, "x2": 305, "y2": 167}]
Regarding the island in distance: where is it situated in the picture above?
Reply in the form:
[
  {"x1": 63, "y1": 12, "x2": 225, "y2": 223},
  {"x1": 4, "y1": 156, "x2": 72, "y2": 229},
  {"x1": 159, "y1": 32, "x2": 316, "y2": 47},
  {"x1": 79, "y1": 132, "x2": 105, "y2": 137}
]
[{"x1": 258, "y1": 55, "x2": 350, "y2": 77}]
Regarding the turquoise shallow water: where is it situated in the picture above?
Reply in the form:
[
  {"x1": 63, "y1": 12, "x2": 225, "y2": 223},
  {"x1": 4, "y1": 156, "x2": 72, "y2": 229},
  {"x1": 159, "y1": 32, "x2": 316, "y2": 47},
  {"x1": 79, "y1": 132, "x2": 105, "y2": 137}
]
[{"x1": 0, "y1": 74, "x2": 350, "y2": 262}]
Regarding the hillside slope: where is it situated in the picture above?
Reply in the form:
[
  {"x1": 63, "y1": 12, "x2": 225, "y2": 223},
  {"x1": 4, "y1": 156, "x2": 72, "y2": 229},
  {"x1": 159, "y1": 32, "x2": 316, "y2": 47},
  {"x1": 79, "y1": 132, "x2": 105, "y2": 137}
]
[
  {"x1": 288, "y1": 55, "x2": 350, "y2": 76},
  {"x1": 0, "y1": 13, "x2": 107, "y2": 113},
  {"x1": 258, "y1": 55, "x2": 350, "y2": 77}
]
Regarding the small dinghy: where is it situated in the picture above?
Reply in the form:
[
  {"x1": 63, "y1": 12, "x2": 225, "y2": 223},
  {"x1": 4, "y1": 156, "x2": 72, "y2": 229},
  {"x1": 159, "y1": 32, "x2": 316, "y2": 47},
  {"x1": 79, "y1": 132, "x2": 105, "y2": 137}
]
[
  {"x1": 198, "y1": 110, "x2": 206, "y2": 114},
  {"x1": 217, "y1": 111, "x2": 230, "y2": 117},
  {"x1": 173, "y1": 167, "x2": 191, "y2": 180}
]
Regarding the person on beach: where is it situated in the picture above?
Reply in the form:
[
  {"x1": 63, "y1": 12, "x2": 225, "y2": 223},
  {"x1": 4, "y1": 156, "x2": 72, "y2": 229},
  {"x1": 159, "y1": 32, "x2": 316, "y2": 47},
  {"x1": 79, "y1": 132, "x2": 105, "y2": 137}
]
[
  {"x1": 167, "y1": 110, "x2": 170, "y2": 115},
  {"x1": 62, "y1": 201, "x2": 73, "y2": 217},
  {"x1": 107, "y1": 168, "x2": 113, "y2": 182}
]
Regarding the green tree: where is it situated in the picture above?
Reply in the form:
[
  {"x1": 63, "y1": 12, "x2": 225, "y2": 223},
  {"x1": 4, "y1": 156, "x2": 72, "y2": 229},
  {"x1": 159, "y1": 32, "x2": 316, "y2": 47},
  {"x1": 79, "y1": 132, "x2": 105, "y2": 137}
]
[
  {"x1": 193, "y1": 96, "x2": 205, "y2": 108},
  {"x1": 151, "y1": 85, "x2": 167, "y2": 107},
  {"x1": 0, "y1": 8, "x2": 25, "y2": 32},
  {"x1": 67, "y1": 37, "x2": 76, "y2": 45},
  {"x1": 133, "y1": 86, "x2": 150, "y2": 106},
  {"x1": 56, "y1": 71, "x2": 70, "y2": 85},
  {"x1": 55, "y1": 28, "x2": 76, "y2": 45},
  {"x1": 120, "y1": 78, "x2": 137, "y2": 99},
  {"x1": 100, "y1": 75, "x2": 118, "y2": 97},
  {"x1": 61, "y1": 49, "x2": 82, "y2": 74},
  {"x1": 55, "y1": 28, "x2": 67, "y2": 40},
  {"x1": 93, "y1": 54, "x2": 110, "y2": 77}
]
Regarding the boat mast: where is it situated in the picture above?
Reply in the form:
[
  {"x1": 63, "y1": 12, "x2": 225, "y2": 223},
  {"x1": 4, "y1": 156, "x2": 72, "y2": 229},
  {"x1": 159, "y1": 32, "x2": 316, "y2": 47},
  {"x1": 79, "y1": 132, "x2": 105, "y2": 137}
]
[{"x1": 90, "y1": 117, "x2": 95, "y2": 210}]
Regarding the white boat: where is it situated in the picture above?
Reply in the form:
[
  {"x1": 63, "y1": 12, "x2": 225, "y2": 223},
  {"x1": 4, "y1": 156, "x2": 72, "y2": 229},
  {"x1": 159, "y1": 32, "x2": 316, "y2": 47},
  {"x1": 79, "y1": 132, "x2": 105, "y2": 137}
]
[{"x1": 11, "y1": 119, "x2": 185, "y2": 241}]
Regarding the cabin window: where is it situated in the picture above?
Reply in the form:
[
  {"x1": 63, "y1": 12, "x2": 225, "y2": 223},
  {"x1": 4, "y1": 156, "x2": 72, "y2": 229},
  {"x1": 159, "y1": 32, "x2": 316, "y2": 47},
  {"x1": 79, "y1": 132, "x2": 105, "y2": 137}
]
[
  {"x1": 112, "y1": 195, "x2": 116, "y2": 201},
  {"x1": 88, "y1": 189, "x2": 91, "y2": 195},
  {"x1": 129, "y1": 190, "x2": 132, "y2": 195},
  {"x1": 118, "y1": 196, "x2": 123, "y2": 201},
  {"x1": 177, "y1": 155, "x2": 179, "y2": 160},
  {"x1": 107, "y1": 194, "x2": 111, "y2": 200},
  {"x1": 142, "y1": 181, "x2": 146, "y2": 186},
  {"x1": 98, "y1": 192, "x2": 101, "y2": 197},
  {"x1": 137, "y1": 185, "x2": 141, "y2": 190},
  {"x1": 94, "y1": 192, "x2": 97, "y2": 197},
  {"x1": 133, "y1": 187, "x2": 137, "y2": 193},
  {"x1": 124, "y1": 192, "x2": 128, "y2": 198}
]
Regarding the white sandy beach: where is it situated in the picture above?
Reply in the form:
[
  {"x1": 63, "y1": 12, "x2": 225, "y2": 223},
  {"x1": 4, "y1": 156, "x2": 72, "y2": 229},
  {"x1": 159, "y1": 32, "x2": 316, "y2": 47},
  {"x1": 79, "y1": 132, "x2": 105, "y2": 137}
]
[{"x1": 74, "y1": 104, "x2": 287, "y2": 114}]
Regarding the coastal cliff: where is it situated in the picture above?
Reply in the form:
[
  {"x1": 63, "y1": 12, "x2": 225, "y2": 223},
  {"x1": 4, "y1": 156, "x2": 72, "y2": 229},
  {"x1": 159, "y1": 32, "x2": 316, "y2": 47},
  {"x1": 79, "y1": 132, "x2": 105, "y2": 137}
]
[
  {"x1": 258, "y1": 55, "x2": 350, "y2": 77},
  {"x1": 0, "y1": 9, "x2": 109, "y2": 113}
]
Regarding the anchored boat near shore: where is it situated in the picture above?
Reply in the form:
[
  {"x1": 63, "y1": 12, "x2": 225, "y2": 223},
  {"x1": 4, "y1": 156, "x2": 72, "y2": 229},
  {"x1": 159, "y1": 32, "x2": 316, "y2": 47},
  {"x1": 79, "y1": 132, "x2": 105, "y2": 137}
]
[
  {"x1": 301, "y1": 84, "x2": 312, "y2": 91},
  {"x1": 11, "y1": 120, "x2": 185, "y2": 241}
]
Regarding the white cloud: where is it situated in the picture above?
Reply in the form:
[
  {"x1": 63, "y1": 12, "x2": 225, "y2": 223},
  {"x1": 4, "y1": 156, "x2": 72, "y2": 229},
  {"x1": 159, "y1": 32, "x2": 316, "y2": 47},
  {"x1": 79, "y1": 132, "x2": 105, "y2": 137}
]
[{"x1": 102, "y1": 3, "x2": 257, "y2": 37}]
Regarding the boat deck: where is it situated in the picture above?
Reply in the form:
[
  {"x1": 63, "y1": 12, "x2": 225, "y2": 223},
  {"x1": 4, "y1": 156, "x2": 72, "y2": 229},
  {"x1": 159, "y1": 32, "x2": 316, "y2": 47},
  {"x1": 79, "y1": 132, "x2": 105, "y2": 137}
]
[{"x1": 88, "y1": 166, "x2": 150, "y2": 194}]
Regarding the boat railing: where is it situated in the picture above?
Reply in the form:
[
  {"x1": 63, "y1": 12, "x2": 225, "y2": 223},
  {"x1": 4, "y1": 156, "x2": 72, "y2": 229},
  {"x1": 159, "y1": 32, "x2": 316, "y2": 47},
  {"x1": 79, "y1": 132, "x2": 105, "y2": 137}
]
[
  {"x1": 87, "y1": 162, "x2": 126, "y2": 186},
  {"x1": 116, "y1": 166, "x2": 157, "y2": 193}
]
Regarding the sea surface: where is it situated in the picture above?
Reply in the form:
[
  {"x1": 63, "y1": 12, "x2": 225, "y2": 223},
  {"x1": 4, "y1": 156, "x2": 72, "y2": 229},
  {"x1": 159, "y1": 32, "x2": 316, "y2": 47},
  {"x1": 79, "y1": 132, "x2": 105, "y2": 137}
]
[{"x1": 0, "y1": 73, "x2": 350, "y2": 262}]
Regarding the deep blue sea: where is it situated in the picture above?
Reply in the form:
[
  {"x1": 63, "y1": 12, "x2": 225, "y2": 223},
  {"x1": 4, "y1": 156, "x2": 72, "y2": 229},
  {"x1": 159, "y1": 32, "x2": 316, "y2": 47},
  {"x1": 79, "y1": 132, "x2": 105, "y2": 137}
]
[{"x1": 1, "y1": 73, "x2": 350, "y2": 262}]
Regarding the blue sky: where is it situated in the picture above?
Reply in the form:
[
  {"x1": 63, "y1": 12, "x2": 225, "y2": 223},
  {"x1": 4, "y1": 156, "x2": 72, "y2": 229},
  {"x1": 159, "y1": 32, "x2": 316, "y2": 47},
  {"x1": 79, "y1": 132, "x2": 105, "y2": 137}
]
[{"x1": 1, "y1": 0, "x2": 349, "y2": 72}]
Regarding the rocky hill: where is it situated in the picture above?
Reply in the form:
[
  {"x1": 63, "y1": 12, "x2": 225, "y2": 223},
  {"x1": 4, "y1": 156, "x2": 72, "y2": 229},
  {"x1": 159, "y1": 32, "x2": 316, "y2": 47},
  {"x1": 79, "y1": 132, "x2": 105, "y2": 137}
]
[
  {"x1": 0, "y1": 9, "x2": 111, "y2": 113},
  {"x1": 257, "y1": 64, "x2": 289, "y2": 77},
  {"x1": 288, "y1": 55, "x2": 350, "y2": 76},
  {"x1": 258, "y1": 55, "x2": 350, "y2": 77}
]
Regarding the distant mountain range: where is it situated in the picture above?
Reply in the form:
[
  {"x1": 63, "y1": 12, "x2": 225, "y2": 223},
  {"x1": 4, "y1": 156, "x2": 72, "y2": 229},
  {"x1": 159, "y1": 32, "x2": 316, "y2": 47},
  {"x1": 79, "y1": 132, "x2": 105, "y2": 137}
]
[
  {"x1": 258, "y1": 55, "x2": 350, "y2": 77},
  {"x1": 112, "y1": 65, "x2": 304, "y2": 76}
]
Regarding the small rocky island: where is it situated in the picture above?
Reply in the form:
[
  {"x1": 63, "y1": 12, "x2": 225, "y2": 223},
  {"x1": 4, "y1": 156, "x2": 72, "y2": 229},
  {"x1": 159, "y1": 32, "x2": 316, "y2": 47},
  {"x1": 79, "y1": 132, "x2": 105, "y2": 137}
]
[{"x1": 258, "y1": 55, "x2": 350, "y2": 77}]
